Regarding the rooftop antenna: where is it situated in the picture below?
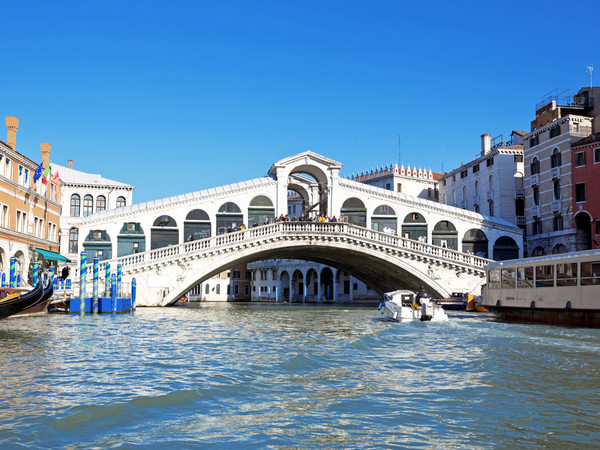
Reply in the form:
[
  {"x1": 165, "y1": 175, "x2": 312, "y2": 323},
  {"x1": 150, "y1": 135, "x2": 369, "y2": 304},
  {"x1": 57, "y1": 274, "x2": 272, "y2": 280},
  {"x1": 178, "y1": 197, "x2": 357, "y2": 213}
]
[
  {"x1": 398, "y1": 135, "x2": 402, "y2": 165},
  {"x1": 587, "y1": 64, "x2": 594, "y2": 88},
  {"x1": 441, "y1": 146, "x2": 444, "y2": 173}
]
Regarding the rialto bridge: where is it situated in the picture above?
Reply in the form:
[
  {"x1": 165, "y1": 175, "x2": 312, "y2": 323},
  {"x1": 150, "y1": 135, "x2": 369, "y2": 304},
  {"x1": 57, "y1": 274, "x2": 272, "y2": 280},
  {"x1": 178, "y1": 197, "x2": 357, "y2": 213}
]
[{"x1": 69, "y1": 151, "x2": 523, "y2": 306}]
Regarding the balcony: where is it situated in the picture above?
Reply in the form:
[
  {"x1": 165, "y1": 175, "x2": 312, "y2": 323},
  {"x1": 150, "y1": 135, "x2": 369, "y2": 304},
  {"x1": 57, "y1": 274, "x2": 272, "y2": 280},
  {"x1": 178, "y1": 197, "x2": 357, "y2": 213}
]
[
  {"x1": 472, "y1": 195, "x2": 480, "y2": 206},
  {"x1": 551, "y1": 167, "x2": 560, "y2": 179},
  {"x1": 551, "y1": 200, "x2": 562, "y2": 212},
  {"x1": 487, "y1": 191, "x2": 494, "y2": 201},
  {"x1": 516, "y1": 216, "x2": 526, "y2": 225},
  {"x1": 531, "y1": 206, "x2": 540, "y2": 217},
  {"x1": 530, "y1": 174, "x2": 539, "y2": 186},
  {"x1": 515, "y1": 188, "x2": 525, "y2": 197}
]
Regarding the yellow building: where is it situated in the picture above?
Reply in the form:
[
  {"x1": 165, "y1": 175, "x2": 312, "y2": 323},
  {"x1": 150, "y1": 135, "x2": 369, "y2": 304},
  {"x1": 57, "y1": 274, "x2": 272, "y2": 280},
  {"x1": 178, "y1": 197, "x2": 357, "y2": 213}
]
[{"x1": 0, "y1": 117, "x2": 63, "y2": 285}]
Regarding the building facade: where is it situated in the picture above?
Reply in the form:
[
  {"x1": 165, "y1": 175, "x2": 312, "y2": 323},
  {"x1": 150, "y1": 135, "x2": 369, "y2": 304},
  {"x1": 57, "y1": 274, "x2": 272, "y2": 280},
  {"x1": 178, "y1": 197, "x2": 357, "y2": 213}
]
[
  {"x1": 571, "y1": 132, "x2": 600, "y2": 249},
  {"x1": 438, "y1": 131, "x2": 525, "y2": 260},
  {"x1": 523, "y1": 87, "x2": 600, "y2": 256},
  {"x1": 0, "y1": 117, "x2": 62, "y2": 284}
]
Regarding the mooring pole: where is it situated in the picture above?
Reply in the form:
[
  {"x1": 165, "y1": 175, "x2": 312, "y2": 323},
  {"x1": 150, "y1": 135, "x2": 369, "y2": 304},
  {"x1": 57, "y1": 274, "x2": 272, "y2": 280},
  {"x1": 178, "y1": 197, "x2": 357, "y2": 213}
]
[
  {"x1": 111, "y1": 273, "x2": 117, "y2": 314},
  {"x1": 33, "y1": 260, "x2": 39, "y2": 287},
  {"x1": 79, "y1": 251, "x2": 87, "y2": 317},
  {"x1": 10, "y1": 256, "x2": 16, "y2": 288},
  {"x1": 105, "y1": 263, "x2": 110, "y2": 297},
  {"x1": 93, "y1": 254, "x2": 99, "y2": 314},
  {"x1": 131, "y1": 278, "x2": 136, "y2": 312}
]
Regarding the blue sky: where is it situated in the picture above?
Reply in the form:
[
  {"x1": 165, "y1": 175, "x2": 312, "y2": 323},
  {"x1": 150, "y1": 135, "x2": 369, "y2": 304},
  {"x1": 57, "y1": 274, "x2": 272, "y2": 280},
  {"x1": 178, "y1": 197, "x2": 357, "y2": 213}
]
[{"x1": 3, "y1": 0, "x2": 598, "y2": 203}]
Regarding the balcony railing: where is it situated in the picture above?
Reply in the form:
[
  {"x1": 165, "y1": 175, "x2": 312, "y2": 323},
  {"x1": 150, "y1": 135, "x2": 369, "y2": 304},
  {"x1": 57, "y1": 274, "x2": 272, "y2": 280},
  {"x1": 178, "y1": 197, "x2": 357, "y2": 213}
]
[
  {"x1": 551, "y1": 167, "x2": 560, "y2": 179},
  {"x1": 531, "y1": 206, "x2": 540, "y2": 217},
  {"x1": 472, "y1": 195, "x2": 480, "y2": 205},
  {"x1": 515, "y1": 188, "x2": 525, "y2": 197},
  {"x1": 487, "y1": 191, "x2": 493, "y2": 201},
  {"x1": 516, "y1": 216, "x2": 526, "y2": 225},
  {"x1": 552, "y1": 200, "x2": 562, "y2": 212},
  {"x1": 530, "y1": 174, "x2": 539, "y2": 186}
]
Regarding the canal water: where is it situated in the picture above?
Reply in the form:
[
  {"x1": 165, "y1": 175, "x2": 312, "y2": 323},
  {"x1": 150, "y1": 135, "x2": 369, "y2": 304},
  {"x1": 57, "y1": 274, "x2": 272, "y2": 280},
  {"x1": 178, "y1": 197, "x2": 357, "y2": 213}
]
[{"x1": 0, "y1": 303, "x2": 598, "y2": 448}]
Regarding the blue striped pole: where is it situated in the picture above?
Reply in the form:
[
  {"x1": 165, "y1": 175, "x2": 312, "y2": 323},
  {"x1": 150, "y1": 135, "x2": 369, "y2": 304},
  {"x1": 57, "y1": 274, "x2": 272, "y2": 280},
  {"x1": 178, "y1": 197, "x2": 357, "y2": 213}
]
[
  {"x1": 33, "y1": 260, "x2": 39, "y2": 286},
  {"x1": 49, "y1": 265, "x2": 55, "y2": 283},
  {"x1": 93, "y1": 254, "x2": 99, "y2": 314},
  {"x1": 9, "y1": 256, "x2": 15, "y2": 288},
  {"x1": 111, "y1": 273, "x2": 117, "y2": 314},
  {"x1": 16, "y1": 273, "x2": 21, "y2": 287},
  {"x1": 117, "y1": 264, "x2": 122, "y2": 299},
  {"x1": 131, "y1": 278, "x2": 137, "y2": 312},
  {"x1": 1, "y1": 272, "x2": 5, "y2": 287},
  {"x1": 105, "y1": 263, "x2": 110, "y2": 297},
  {"x1": 79, "y1": 251, "x2": 87, "y2": 317}
]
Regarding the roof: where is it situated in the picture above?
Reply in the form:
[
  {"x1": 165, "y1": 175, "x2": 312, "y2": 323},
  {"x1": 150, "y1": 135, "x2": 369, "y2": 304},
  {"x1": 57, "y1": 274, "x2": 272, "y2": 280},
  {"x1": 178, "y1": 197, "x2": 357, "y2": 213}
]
[
  {"x1": 51, "y1": 163, "x2": 135, "y2": 189},
  {"x1": 512, "y1": 130, "x2": 527, "y2": 136},
  {"x1": 572, "y1": 132, "x2": 600, "y2": 148}
]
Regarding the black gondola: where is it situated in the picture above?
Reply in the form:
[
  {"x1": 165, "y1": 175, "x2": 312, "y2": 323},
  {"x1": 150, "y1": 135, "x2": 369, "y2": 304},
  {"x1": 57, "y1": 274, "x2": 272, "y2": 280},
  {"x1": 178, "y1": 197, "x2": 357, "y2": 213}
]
[{"x1": 0, "y1": 280, "x2": 45, "y2": 319}]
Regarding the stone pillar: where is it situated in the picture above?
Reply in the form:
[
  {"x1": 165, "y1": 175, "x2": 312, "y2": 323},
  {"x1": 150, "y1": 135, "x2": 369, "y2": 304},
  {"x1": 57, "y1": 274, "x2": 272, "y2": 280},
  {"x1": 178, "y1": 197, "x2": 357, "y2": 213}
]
[
  {"x1": 350, "y1": 275, "x2": 354, "y2": 301},
  {"x1": 288, "y1": 276, "x2": 293, "y2": 302},
  {"x1": 333, "y1": 269, "x2": 338, "y2": 302},
  {"x1": 317, "y1": 270, "x2": 322, "y2": 302}
]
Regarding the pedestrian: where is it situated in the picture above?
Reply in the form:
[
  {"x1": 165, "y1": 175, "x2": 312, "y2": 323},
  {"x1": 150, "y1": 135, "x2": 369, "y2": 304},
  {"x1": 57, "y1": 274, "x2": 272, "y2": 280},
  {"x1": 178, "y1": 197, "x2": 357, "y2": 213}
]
[{"x1": 61, "y1": 266, "x2": 70, "y2": 281}]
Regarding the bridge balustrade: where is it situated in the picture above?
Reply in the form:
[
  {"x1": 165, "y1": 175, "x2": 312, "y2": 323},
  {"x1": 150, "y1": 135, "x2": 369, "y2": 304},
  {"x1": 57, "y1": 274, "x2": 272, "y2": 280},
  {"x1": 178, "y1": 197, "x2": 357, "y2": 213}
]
[{"x1": 92, "y1": 221, "x2": 490, "y2": 278}]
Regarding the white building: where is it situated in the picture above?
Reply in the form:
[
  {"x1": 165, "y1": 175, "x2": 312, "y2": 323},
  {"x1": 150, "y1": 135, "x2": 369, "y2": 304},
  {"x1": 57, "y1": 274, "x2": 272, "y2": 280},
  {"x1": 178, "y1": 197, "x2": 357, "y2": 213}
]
[
  {"x1": 438, "y1": 131, "x2": 526, "y2": 260},
  {"x1": 52, "y1": 160, "x2": 135, "y2": 262}
]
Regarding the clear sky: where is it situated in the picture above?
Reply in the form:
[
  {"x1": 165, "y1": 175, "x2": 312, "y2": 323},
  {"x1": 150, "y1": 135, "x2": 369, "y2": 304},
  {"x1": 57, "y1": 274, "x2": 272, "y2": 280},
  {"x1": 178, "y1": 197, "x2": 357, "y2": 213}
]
[{"x1": 3, "y1": 0, "x2": 598, "y2": 204}]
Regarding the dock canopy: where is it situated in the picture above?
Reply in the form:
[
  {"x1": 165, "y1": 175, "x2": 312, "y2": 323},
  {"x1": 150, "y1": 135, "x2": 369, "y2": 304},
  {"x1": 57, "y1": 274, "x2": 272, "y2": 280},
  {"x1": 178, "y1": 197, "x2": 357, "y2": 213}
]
[{"x1": 35, "y1": 248, "x2": 71, "y2": 263}]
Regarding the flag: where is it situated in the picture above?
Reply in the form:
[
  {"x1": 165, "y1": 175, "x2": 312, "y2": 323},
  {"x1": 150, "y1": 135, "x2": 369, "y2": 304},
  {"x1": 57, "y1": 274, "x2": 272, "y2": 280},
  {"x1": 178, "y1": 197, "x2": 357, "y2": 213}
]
[
  {"x1": 52, "y1": 170, "x2": 60, "y2": 184},
  {"x1": 33, "y1": 162, "x2": 43, "y2": 183},
  {"x1": 41, "y1": 165, "x2": 50, "y2": 185}
]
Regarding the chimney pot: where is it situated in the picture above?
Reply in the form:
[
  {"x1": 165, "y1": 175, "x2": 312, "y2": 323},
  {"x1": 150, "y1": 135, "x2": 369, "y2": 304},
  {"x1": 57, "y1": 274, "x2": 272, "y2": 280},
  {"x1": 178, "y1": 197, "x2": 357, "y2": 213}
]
[
  {"x1": 68, "y1": 160, "x2": 73, "y2": 169},
  {"x1": 481, "y1": 133, "x2": 491, "y2": 155},
  {"x1": 5, "y1": 116, "x2": 19, "y2": 150},
  {"x1": 40, "y1": 143, "x2": 51, "y2": 168}
]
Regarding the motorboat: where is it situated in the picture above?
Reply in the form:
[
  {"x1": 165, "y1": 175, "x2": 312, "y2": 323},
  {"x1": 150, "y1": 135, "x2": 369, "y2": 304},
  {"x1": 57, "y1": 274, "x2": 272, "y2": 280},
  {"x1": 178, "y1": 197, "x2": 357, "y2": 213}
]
[
  {"x1": 437, "y1": 292, "x2": 468, "y2": 310},
  {"x1": 379, "y1": 289, "x2": 449, "y2": 322}
]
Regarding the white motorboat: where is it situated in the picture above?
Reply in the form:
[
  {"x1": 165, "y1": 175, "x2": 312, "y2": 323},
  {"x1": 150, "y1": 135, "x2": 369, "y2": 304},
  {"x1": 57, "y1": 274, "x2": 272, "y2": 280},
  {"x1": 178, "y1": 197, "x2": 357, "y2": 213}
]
[{"x1": 378, "y1": 289, "x2": 449, "y2": 322}]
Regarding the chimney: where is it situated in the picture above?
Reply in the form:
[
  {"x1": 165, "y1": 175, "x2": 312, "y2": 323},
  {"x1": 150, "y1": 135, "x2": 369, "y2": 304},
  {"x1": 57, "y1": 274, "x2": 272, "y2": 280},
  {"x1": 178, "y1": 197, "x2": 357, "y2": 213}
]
[
  {"x1": 481, "y1": 133, "x2": 491, "y2": 156},
  {"x1": 40, "y1": 143, "x2": 51, "y2": 168},
  {"x1": 68, "y1": 159, "x2": 73, "y2": 169},
  {"x1": 5, "y1": 117, "x2": 19, "y2": 150}
]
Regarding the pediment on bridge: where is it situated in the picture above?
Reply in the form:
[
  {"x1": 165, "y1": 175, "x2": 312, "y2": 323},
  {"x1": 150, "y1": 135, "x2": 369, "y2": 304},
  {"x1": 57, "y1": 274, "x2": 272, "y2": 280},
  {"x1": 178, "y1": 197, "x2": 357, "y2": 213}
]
[{"x1": 268, "y1": 151, "x2": 343, "y2": 177}]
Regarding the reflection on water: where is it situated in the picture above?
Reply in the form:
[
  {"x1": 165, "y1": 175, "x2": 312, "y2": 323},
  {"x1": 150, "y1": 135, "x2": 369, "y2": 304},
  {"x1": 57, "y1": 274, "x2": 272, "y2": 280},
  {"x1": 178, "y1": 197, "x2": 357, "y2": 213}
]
[{"x1": 0, "y1": 304, "x2": 598, "y2": 448}]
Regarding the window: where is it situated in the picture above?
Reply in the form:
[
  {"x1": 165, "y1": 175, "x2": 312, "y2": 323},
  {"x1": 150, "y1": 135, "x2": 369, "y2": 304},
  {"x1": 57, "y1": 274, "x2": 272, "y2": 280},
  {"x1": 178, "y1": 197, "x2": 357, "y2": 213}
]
[
  {"x1": 70, "y1": 194, "x2": 81, "y2": 217},
  {"x1": 233, "y1": 271, "x2": 240, "y2": 279},
  {"x1": 553, "y1": 180, "x2": 561, "y2": 200},
  {"x1": 488, "y1": 200, "x2": 494, "y2": 216},
  {"x1": 514, "y1": 155, "x2": 523, "y2": 163},
  {"x1": 581, "y1": 261, "x2": 600, "y2": 285},
  {"x1": 517, "y1": 267, "x2": 534, "y2": 288},
  {"x1": 535, "y1": 265, "x2": 554, "y2": 287},
  {"x1": 97, "y1": 195, "x2": 106, "y2": 212},
  {"x1": 486, "y1": 157, "x2": 494, "y2": 167},
  {"x1": 83, "y1": 195, "x2": 93, "y2": 217},
  {"x1": 68, "y1": 228, "x2": 78, "y2": 253},
  {"x1": 385, "y1": 183, "x2": 391, "y2": 190},
  {"x1": 472, "y1": 164, "x2": 479, "y2": 173},
  {"x1": 529, "y1": 135, "x2": 539, "y2": 148},
  {"x1": 553, "y1": 215, "x2": 563, "y2": 231},
  {"x1": 556, "y1": 263, "x2": 577, "y2": 286},
  {"x1": 576, "y1": 183, "x2": 586, "y2": 203},
  {"x1": 551, "y1": 148, "x2": 562, "y2": 168},
  {"x1": 116, "y1": 196, "x2": 126, "y2": 208},
  {"x1": 501, "y1": 268, "x2": 515, "y2": 288},
  {"x1": 460, "y1": 170, "x2": 468, "y2": 179},
  {"x1": 532, "y1": 218, "x2": 542, "y2": 235},
  {"x1": 575, "y1": 152, "x2": 586, "y2": 167},
  {"x1": 549, "y1": 125, "x2": 561, "y2": 139},
  {"x1": 531, "y1": 157, "x2": 540, "y2": 175},
  {"x1": 595, "y1": 148, "x2": 600, "y2": 164},
  {"x1": 533, "y1": 186, "x2": 539, "y2": 206},
  {"x1": 488, "y1": 269, "x2": 500, "y2": 289}
]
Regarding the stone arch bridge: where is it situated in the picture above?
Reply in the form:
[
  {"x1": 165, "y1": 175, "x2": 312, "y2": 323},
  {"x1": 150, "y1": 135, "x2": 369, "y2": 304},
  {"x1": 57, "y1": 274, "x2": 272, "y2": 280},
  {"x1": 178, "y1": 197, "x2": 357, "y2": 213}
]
[
  {"x1": 69, "y1": 151, "x2": 523, "y2": 305},
  {"x1": 92, "y1": 221, "x2": 490, "y2": 306}
]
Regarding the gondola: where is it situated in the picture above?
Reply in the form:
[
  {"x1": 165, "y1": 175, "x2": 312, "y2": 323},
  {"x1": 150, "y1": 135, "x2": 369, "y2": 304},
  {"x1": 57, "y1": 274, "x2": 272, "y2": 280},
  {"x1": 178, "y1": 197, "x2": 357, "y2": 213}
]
[{"x1": 0, "y1": 280, "x2": 45, "y2": 319}]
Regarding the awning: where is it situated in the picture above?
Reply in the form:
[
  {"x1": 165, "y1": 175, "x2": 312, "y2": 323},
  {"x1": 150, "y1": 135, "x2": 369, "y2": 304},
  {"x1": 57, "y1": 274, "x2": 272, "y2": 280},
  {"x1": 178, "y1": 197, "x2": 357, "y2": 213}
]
[{"x1": 35, "y1": 248, "x2": 71, "y2": 263}]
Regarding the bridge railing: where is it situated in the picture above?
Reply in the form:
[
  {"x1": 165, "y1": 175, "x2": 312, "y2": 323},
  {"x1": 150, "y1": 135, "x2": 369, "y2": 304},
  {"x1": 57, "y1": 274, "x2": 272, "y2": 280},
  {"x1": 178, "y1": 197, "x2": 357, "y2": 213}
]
[{"x1": 88, "y1": 221, "x2": 490, "y2": 278}]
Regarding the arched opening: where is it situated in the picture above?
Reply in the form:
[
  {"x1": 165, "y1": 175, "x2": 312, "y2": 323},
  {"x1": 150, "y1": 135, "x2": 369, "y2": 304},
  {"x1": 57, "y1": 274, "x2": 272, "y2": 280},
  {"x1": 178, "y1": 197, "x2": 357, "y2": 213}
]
[
  {"x1": 552, "y1": 244, "x2": 568, "y2": 254},
  {"x1": 116, "y1": 196, "x2": 126, "y2": 208},
  {"x1": 287, "y1": 187, "x2": 309, "y2": 220},
  {"x1": 401, "y1": 212, "x2": 427, "y2": 242},
  {"x1": 248, "y1": 195, "x2": 275, "y2": 227},
  {"x1": 574, "y1": 212, "x2": 592, "y2": 251},
  {"x1": 551, "y1": 148, "x2": 562, "y2": 168},
  {"x1": 515, "y1": 198, "x2": 525, "y2": 218},
  {"x1": 531, "y1": 157, "x2": 540, "y2": 175},
  {"x1": 320, "y1": 267, "x2": 334, "y2": 301},
  {"x1": 217, "y1": 202, "x2": 243, "y2": 234},
  {"x1": 151, "y1": 215, "x2": 178, "y2": 250},
  {"x1": 292, "y1": 269, "x2": 304, "y2": 302},
  {"x1": 306, "y1": 268, "x2": 318, "y2": 301},
  {"x1": 432, "y1": 220, "x2": 458, "y2": 249},
  {"x1": 493, "y1": 236, "x2": 519, "y2": 261},
  {"x1": 341, "y1": 198, "x2": 366, "y2": 227},
  {"x1": 286, "y1": 165, "x2": 330, "y2": 217},
  {"x1": 83, "y1": 194, "x2": 94, "y2": 217},
  {"x1": 83, "y1": 229, "x2": 112, "y2": 262},
  {"x1": 531, "y1": 247, "x2": 546, "y2": 257},
  {"x1": 117, "y1": 222, "x2": 146, "y2": 257},
  {"x1": 96, "y1": 195, "x2": 107, "y2": 213},
  {"x1": 70, "y1": 194, "x2": 80, "y2": 217},
  {"x1": 0, "y1": 247, "x2": 6, "y2": 274},
  {"x1": 462, "y1": 229, "x2": 488, "y2": 257},
  {"x1": 185, "y1": 209, "x2": 211, "y2": 241},
  {"x1": 68, "y1": 228, "x2": 79, "y2": 254},
  {"x1": 371, "y1": 205, "x2": 397, "y2": 233},
  {"x1": 279, "y1": 270, "x2": 291, "y2": 301},
  {"x1": 13, "y1": 250, "x2": 26, "y2": 285}
]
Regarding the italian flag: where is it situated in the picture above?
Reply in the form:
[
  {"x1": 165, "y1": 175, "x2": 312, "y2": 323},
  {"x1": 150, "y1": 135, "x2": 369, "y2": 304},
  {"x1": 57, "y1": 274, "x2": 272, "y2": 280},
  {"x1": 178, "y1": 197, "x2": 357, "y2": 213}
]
[{"x1": 41, "y1": 165, "x2": 51, "y2": 184}]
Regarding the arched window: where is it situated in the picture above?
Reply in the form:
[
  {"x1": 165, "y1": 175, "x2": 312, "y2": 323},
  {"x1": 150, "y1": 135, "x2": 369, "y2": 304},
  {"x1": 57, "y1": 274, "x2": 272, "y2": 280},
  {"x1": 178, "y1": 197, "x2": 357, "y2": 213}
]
[
  {"x1": 83, "y1": 195, "x2": 93, "y2": 217},
  {"x1": 116, "y1": 196, "x2": 126, "y2": 208},
  {"x1": 531, "y1": 157, "x2": 540, "y2": 175},
  {"x1": 97, "y1": 195, "x2": 106, "y2": 212},
  {"x1": 489, "y1": 175, "x2": 493, "y2": 191},
  {"x1": 462, "y1": 186, "x2": 466, "y2": 202},
  {"x1": 70, "y1": 194, "x2": 80, "y2": 217},
  {"x1": 553, "y1": 180, "x2": 561, "y2": 200},
  {"x1": 68, "y1": 228, "x2": 78, "y2": 253},
  {"x1": 533, "y1": 186, "x2": 540, "y2": 206},
  {"x1": 474, "y1": 180, "x2": 479, "y2": 196},
  {"x1": 551, "y1": 148, "x2": 562, "y2": 168},
  {"x1": 489, "y1": 200, "x2": 494, "y2": 216}
]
